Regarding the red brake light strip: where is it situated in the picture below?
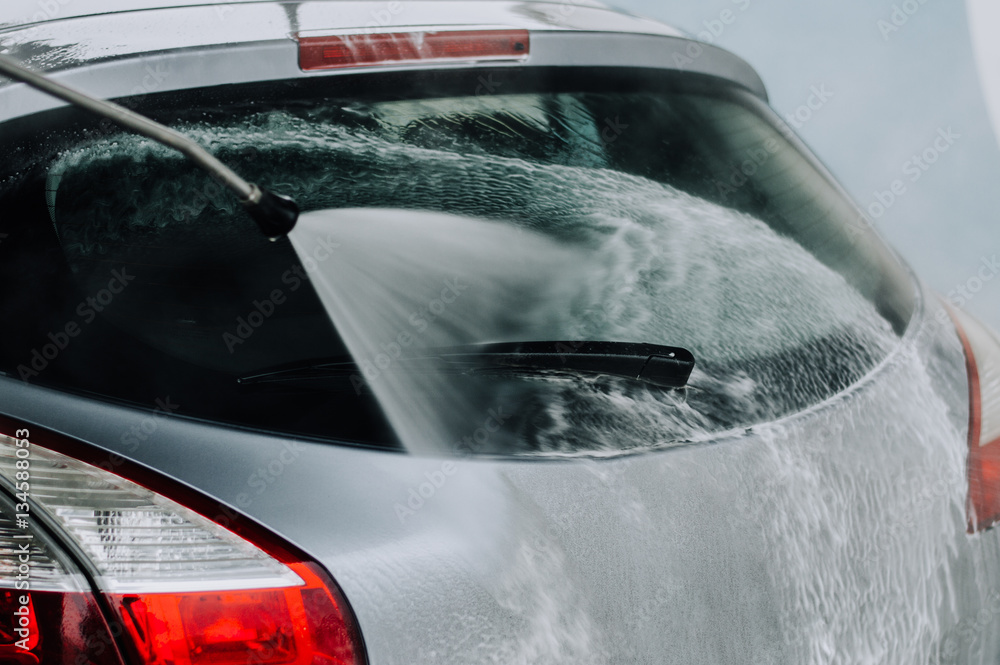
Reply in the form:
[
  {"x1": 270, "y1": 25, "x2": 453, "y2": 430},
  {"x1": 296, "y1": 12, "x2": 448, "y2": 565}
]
[{"x1": 299, "y1": 29, "x2": 531, "y2": 71}]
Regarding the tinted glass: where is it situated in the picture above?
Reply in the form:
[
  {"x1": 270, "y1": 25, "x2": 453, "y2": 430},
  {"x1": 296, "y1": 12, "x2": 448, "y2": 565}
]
[{"x1": 0, "y1": 68, "x2": 914, "y2": 454}]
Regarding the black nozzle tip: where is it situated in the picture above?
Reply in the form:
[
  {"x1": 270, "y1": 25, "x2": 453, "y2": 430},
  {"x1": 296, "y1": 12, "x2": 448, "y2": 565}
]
[{"x1": 245, "y1": 186, "x2": 299, "y2": 240}]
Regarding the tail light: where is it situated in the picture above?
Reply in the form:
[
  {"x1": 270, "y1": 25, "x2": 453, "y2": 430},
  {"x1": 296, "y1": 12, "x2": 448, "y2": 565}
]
[
  {"x1": 0, "y1": 486, "x2": 123, "y2": 664},
  {"x1": 0, "y1": 426, "x2": 366, "y2": 665},
  {"x1": 298, "y1": 28, "x2": 530, "y2": 71},
  {"x1": 947, "y1": 306, "x2": 1000, "y2": 532}
]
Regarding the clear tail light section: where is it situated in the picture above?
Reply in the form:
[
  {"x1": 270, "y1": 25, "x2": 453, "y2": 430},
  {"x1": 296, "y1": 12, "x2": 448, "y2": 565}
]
[
  {"x1": 0, "y1": 428, "x2": 366, "y2": 665},
  {"x1": 948, "y1": 306, "x2": 1000, "y2": 531},
  {"x1": 298, "y1": 28, "x2": 530, "y2": 71}
]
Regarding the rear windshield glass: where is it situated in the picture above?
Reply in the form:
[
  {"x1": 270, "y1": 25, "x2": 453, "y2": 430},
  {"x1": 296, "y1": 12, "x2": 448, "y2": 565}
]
[{"x1": 0, "y1": 68, "x2": 914, "y2": 455}]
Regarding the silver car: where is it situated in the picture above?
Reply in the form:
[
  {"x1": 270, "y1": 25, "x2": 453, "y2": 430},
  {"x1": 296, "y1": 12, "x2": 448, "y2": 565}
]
[{"x1": 1, "y1": 2, "x2": 1000, "y2": 664}]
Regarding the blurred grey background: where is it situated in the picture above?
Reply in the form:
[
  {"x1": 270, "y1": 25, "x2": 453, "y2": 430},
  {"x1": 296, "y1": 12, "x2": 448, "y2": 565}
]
[{"x1": 614, "y1": 0, "x2": 1000, "y2": 330}]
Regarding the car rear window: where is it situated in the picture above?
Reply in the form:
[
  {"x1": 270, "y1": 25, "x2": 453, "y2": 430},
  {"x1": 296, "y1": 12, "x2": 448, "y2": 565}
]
[{"x1": 0, "y1": 68, "x2": 915, "y2": 454}]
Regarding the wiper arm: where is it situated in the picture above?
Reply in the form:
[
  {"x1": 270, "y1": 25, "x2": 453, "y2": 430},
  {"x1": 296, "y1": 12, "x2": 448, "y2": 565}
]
[{"x1": 238, "y1": 341, "x2": 695, "y2": 389}]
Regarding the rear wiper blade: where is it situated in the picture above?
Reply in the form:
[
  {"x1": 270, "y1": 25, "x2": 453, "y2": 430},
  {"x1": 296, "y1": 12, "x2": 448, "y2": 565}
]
[
  {"x1": 437, "y1": 341, "x2": 694, "y2": 388},
  {"x1": 238, "y1": 341, "x2": 695, "y2": 389}
]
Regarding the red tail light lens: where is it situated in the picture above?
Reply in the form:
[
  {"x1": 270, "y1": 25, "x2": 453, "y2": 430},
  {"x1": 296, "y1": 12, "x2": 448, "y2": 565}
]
[
  {"x1": 0, "y1": 427, "x2": 366, "y2": 665},
  {"x1": 299, "y1": 28, "x2": 531, "y2": 71},
  {"x1": 114, "y1": 563, "x2": 358, "y2": 665},
  {"x1": 948, "y1": 306, "x2": 1000, "y2": 531},
  {"x1": 0, "y1": 591, "x2": 123, "y2": 664}
]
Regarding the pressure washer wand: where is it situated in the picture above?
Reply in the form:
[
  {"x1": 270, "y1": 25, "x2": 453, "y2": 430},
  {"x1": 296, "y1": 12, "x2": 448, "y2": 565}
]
[{"x1": 0, "y1": 53, "x2": 298, "y2": 240}]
